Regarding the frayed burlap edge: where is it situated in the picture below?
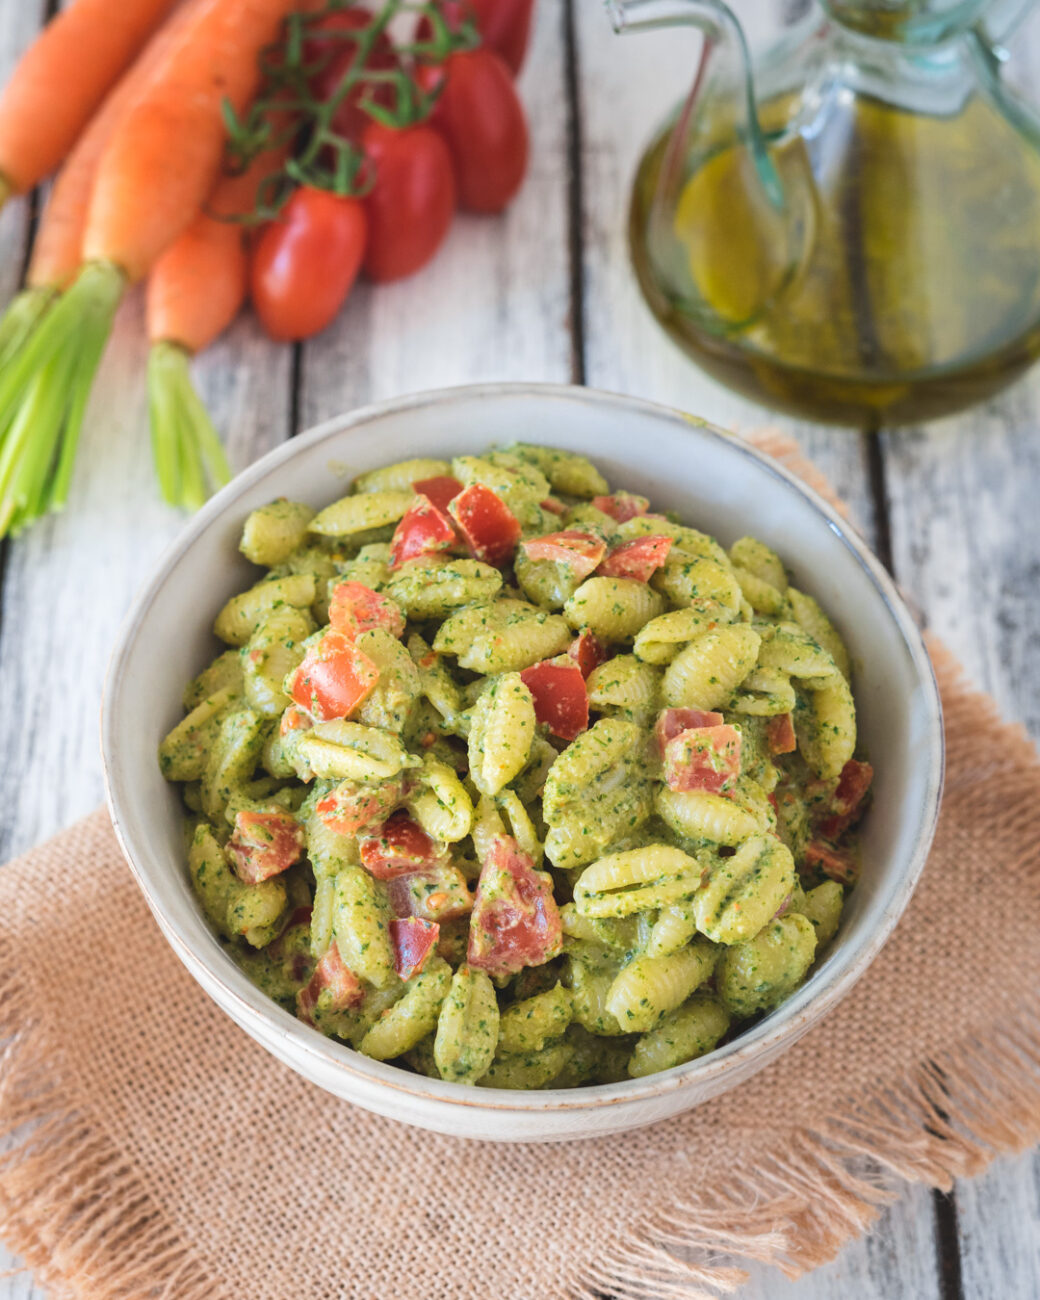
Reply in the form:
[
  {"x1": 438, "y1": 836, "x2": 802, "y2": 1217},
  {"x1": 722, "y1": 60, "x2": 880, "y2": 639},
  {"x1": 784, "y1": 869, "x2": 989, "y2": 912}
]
[
  {"x1": 0, "y1": 933, "x2": 231, "y2": 1300},
  {"x1": 566, "y1": 1010, "x2": 1040, "y2": 1300}
]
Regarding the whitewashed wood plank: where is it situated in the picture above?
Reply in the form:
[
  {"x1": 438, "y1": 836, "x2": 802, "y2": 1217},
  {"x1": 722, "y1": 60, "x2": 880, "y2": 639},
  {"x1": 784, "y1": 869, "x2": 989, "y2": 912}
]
[
  {"x1": 0, "y1": 298, "x2": 291, "y2": 864},
  {"x1": 0, "y1": 3, "x2": 74, "y2": 1294},
  {"x1": 741, "y1": 1183, "x2": 943, "y2": 1300},
  {"x1": 881, "y1": 374, "x2": 1040, "y2": 1295},
  {"x1": 574, "y1": 3, "x2": 944, "y2": 1296},
  {"x1": 298, "y1": 0, "x2": 572, "y2": 426}
]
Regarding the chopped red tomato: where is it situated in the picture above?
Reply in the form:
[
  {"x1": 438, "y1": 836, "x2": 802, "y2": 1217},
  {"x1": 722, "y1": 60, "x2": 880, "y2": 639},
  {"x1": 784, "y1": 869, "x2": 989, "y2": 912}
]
[
  {"x1": 818, "y1": 759, "x2": 874, "y2": 839},
  {"x1": 297, "y1": 944, "x2": 364, "y2": 1026},
  {"x1": 467, "y1": 835, "x2": 563, "y2": 977},
  {"x1": 316, "y1": 774, "x2": 413, "y2": 836},
  {"x1": 389, "y1": 494, "x2": 457, "y2": 569},
  {"x1": 597, "y1": 535, "x2": 672, "y2": 582},
  {"x1": 226, "y1": 810, "x2": 304, "y2": 884},
  {"x1": 519, "y1": 660, "x2": 588, "y2": 741},
  {"x1": 568, "y1": 629, "x2": 607, "y2": 678},
  {"x1": 591, "y1": 491, "x2": 649, "y2": 523},
  {"x1": 386, "y1": 863, "x2": 474, "y2": 921},
  {"x1": 288, "y1": 631, "x2": 379, "y2": 722},
  {"x1": 541, "y1": 496, "x2": 567, "y2": 516},
  {"x1": 654, "y1": 707, "x2": 724, "y2": 756},
  {"x1": 280, "y1": 705, "x2": 313, "y2": 737},
  {"x1": 412, "y1": 474, "x2": 462, "y2": 514},
  {"x1": 805, "y1": 840, "x2": 858, "y2": 884},
  {"x1": 389, "y1": 917, "x2": 440, "y2": 980},
  {"x1": 358, "y1": 810, "x2": 444, "y2": 879},
  {"x1": 766, "y1": 712, "x2": 797, "y2": 755},
  {"x1": 328, "y1": 580, "x2": 406, "y2": 640},
  {"x1": 663, "y1": 725, "x2": 742, "y2": 794},
  {"x1": 448, "y1": 483, "x2": 521, "y2": 567},
  {"x1": 521, "y1": 530, "x2": 606, "y2": 579}
]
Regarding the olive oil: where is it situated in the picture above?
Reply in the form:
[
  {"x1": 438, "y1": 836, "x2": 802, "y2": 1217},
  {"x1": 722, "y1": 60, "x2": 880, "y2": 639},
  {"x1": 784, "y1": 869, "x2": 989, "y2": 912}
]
[{"x1": 631, "y1": 89, "x2": 1040, "y2": 425}]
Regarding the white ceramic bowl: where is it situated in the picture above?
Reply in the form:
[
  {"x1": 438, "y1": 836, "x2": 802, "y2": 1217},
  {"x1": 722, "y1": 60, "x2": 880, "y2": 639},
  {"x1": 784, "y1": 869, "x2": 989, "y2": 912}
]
[{"x1": 102, "y1": 384, "x2": 943, "y2": 1142}]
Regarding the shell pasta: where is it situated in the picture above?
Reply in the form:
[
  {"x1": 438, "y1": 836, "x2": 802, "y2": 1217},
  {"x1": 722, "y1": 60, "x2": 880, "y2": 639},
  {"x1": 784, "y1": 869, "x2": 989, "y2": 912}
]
[{"x1": 160, "y1": 444, "x2": 872, "y2": 1088}]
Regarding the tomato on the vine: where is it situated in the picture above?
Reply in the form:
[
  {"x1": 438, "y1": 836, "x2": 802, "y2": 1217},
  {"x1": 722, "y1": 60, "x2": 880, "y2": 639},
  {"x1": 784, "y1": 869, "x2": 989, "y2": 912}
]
[
  {"x1": 416, "y1": 49, "x2": 528, "y2": 213},
  {"x1": 417, "y1": 0, "x2": 534, "y2": 76},
  {"x1": 251, "y1": 187, "x2": 368, "y2": 341},
  {"x1": 361, "y1": 120, "x2": 456, "y2": 281},
  {"x1": 304, "y1": 9, "x2": 399, "y2": 142}
]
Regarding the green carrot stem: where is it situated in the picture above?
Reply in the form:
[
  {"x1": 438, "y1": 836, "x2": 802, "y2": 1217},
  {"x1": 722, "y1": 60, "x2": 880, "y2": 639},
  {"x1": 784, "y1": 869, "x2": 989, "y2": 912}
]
[
  {"x1": 0, "y1": 259, "x2": 124, "y2": 539},
  {"x1": 0, "y1": 286, "x2": 58, "y2": 371},
  {"x1": 147, "y1": 340, "x2": 232, "y2": 513}
]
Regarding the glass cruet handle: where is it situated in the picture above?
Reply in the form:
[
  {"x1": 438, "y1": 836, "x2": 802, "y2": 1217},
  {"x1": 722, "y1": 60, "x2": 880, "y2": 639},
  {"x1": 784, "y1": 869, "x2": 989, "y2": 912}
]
[{"x1": 607, "y1": 0, "x2": 786, "y2": 208}]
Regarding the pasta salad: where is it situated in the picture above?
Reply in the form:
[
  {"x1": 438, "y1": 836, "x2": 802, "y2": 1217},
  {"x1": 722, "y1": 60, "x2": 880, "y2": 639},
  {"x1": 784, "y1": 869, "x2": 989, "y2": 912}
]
[{"x1": 159, "y1": 445, "x2": 873, "y2": 1088}]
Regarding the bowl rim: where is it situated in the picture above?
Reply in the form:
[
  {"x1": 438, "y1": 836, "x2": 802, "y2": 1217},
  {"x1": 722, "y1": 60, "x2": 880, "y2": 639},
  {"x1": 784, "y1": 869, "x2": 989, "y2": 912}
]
[{"x1": 102, "y1": 381, "x2": 945, "y2": 1117}]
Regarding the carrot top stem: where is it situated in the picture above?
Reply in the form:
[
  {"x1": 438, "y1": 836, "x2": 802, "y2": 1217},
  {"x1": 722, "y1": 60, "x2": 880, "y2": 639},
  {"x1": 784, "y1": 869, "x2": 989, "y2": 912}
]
[
  {"x1": 0, "y1": 286, "x2": 58, "y2": 372},
  {"x1": 0, "y1": 260, "x2": 124, "y2": 537},
  {"x1": 147, "y1": 340, "x2": 231, "y2": 512}
]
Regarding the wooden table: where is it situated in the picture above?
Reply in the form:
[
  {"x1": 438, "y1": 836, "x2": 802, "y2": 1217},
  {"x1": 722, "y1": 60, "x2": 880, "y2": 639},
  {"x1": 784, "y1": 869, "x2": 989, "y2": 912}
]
[{"x1": 2, "y1": 1, "x2": 1038, "y2": 1295}]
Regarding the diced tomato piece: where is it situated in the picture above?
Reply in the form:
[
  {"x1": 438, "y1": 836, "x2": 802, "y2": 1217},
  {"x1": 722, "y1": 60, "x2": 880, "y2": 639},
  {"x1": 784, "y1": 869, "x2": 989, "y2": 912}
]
[
  {"x1": 818, "y1": 759, "x2": 874, "y2": 839},
  {"x1": 804, "y1": 840, "x2": 858, "y2": 885},
  {"x1": 386, "y1": 863, "x2": 474, "y2": 921},
  {"x1": 541, "y1": 496, "x2": 567, "y2": 516},
  {"x1": 328, "y1": 580, "x2": 406, "y2": 639},
  {"x1": 297, "y1": 944, "x2": 364, "y2": 1026},
  {"x1": 597, "y1": 535, "x2": 672, "y2": 582},
  {"x1": 389, "y1": 917, "x2": 441, "y2": 980},
  {"x1": 591, "y1": 492, "x2": 650, "y2": 523},
  {"x1": 280, "y1": 705, "x2": 313, "y2": 736},
  {"x1": 663, "y1": 725, "x2": 742, "y2": 794},
  {"x1": 289, "y1": 630, "x2": 379, "y2": 722},
  {"x1": 448, "y1": 483, "x2": 521, "y2": 567},
  {"x1": 358, "y1": 810, "x2": 444, "y2": 879},
  {"x1": 467, "y1": 835, "x2": 563, "y2": 977},
  {"x1": 412, "y1": 474, "x2": 462, "y2": 514},
  {"x1": 519, "y1": 660, "x2": 589, "y2": 741},
  {"x1": 654, "y1": 707, "x2": 724, "y2": 757},
  {"x1": 521, "y1": 530, "x2": 607, "y2": 579},
  {"x1": 226, "y1": 810, "x2": 305, "y2": 884},
  {"x1": 568, "y1": 629, "x2": 607, "y2": 678},
  {"x1": 389, "y1": 494, "x2": 457, "y2": 569},
  {"x1": 316, "y1": 774, "x2": 413, "y2": 836},
  {"x1": 766, "y1": 712, "x2": 797, "y2": 756}
]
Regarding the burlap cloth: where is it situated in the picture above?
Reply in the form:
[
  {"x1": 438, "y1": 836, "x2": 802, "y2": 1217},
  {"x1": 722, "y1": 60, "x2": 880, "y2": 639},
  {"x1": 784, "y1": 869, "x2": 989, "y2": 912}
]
[{"x1": 2, "y1": 435, "x2": 1039, "y2": 1300}]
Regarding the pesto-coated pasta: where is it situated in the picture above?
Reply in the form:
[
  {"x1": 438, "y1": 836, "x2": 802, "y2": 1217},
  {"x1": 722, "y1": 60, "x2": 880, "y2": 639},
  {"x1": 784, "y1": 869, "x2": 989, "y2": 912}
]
[{"x1": 163, "y1": 444, "x2": 870, "y2": 1090}]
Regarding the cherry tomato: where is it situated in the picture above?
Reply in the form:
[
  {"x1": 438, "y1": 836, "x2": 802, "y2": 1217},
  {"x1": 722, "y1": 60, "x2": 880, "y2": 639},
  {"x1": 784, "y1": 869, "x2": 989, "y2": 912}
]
[
  {"x1": 519, "y1": 660, "x2": 589, "y2": 741},
  {"x1": 417, "y1": 0, "x2": 535, "y2": 76},
  {"x1": 416, "y1": 50, "x2": 528, "y2": 213},
  {"x1": 389, "y1": 495, "x2": 457, "y2": 567},
  {"x1": 448, "y1": 483, "x2": 520, "y2": 565},
  {"x1": 251, "y1": 188, "x2": 367, "y2": 341},
  {"x1": 521, "y1": 529, "x2": 606, "y2": 579},
  {"x1": 361, "y1": 120, "x2": 456, "y2": 281},
  {"x1": 597, "y1": 535, "x2": 672, "y2": 581},
  {"x1": 304, "y1": 9, "x2": 399, "y2": 142}
]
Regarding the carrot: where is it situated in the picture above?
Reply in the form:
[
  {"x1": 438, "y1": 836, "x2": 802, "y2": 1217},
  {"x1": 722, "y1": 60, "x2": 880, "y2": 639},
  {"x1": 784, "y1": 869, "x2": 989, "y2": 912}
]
[
  {"x1": 86, "y1": 0, "x2": 303, "y2": 283},
  {"x1": 0, "y1": 0, "x2": 179, "y2": 201},
  {"x1": 0, "y1": 0, "x2": 303, "y2": 537},
  {"x1": 146, "y1": 144, "x2": 290, "y2": 509},
  {"x1": 0, "y1": 0, "x2": 211, "y2": 374}
]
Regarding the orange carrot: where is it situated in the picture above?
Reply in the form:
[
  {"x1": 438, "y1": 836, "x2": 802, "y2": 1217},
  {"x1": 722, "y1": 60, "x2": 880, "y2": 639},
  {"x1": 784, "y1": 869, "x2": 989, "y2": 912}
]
[
  {"x1": 145, "y1": 144, "x2": 290, "y2": 511},
  {"x1": 85, "y1": 0, "x2": 303, "y2": 283},
  {"x1": 28, "y1": 0, "x2": 212, "y2": 295},
  {"x1": 146, "y1": 148, "x2": 288, "y2": 353},
  {"x1": 0, "y1": 0, "x2": 179, "y2": 200},
  {"x1": 0, "y1": 0, "x2": 303, "y2": 537}
]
